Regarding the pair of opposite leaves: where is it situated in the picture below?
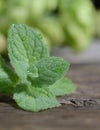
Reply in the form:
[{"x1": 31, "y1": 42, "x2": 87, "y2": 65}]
[{"x1": 0, "y1": 24, "x2": 76, "y2": 112}]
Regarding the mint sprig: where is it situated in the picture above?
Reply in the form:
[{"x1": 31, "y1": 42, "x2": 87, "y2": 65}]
[{"x1": 0, "y1": 24, "x2": 76, "y2": 112}]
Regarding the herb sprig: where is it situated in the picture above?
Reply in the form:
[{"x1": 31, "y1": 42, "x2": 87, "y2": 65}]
[{"x1": 0, "y1": 24, "x2": 76, "y2": 112}]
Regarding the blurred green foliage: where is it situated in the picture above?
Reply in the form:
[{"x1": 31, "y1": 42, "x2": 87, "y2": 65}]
[
  {"x1": 0, "y1": 0, "x2": 97, "y2": 54},
  {"x1": 94, "y1": 11, "x2": 100, "y2": 38},
  {"x1": 59, "y1": 0, "x2": 95, "y2": 51}
]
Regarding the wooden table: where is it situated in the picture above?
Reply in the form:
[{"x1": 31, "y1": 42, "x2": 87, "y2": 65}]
[{"x1": 0, "y1": 42, "x2": 100, "y2": 130}]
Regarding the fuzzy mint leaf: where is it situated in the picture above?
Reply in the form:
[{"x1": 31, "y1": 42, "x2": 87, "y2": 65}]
[
  {"x1": 49, "y1": 78, "x2": 76, "y2": 96},
  {"x1": 8, "y1": 24, "x2": 49, "y2": 81},
  {"x1": 13, "y1": 84, "x2": 60, "y2": 112},
  {"x1": 31, "y1": 57, "x2": 70, "y2": 87},
  {"x1": 0, "y1": 56, "x2": 18, "y2": 95}
]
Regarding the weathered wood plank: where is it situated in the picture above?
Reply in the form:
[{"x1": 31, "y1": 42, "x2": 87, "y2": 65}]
[
  {"x1": 0, "y1": 64, "x2": 100, "y2": 130},
  {"x1": 0, "y1": 103, "x2": 100, "y2": 130}
]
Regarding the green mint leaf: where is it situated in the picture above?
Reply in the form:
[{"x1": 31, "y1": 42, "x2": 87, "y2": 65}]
[
  {"x1": 49, "y1": 78, "x2": 76, "y2": 96},
  {"x1": 13, "y1": 84, "x2": 60, "y2": 112},
  {"x1": 8, "y1": 24, "x2": 49, "y2": 80},
  {"x1": 32, "y1": 57, "x2": 70, "y2": 87},
  {"x1": 0, "y1": 56, "x2": 18, "y2": 95}
]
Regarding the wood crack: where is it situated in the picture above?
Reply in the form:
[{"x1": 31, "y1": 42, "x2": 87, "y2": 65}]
[{"x1": 59, "y1": 98, "x2": 100, "y2": 107}]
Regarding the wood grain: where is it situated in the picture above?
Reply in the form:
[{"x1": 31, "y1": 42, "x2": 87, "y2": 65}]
[{"x1": 0, "y1": 63, "x2": 100, "y2": 130}]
